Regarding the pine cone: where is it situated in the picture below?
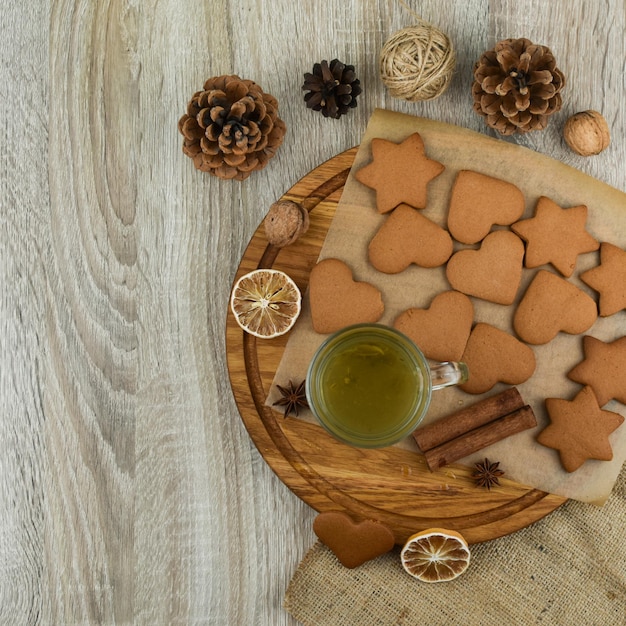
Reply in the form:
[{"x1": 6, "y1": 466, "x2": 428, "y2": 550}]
[
  {"x1": 302, "y1": 59, "x2": 362, "y2": 119},
  {"x1": 178, "y1": 75, "x2": 286, "y2": 180},
  {"x1": 472, "y1": 38, "x2": 565, "y2": 135}
]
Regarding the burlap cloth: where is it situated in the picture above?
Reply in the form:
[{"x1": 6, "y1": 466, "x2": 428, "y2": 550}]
[{"x1": 284, "y1": 464, "x2": 625, "y2": 625}]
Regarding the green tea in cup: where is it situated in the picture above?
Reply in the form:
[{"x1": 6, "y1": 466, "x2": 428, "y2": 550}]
[{"x1": 306, "y1": 324, "x2": 468, "y2": 448}]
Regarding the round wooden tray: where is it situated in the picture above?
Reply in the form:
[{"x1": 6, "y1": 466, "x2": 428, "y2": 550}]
[{"x1": 225, "y1": 148, "x2": 566, "y2": 545}]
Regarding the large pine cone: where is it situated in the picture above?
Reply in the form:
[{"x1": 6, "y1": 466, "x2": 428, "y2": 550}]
[
  {"x1": 178, "y1": 75, "x2": 286, "y2": 180},
  {"x1": 472, "y1": 38, "x2": 565, "y2": 135}
]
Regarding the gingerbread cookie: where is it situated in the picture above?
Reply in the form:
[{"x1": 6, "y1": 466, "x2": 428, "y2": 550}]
[
  {"x1": 368, "y1": 204, "x2": 453, "y2": 273},
  {"x1": 309, "y1": 258, "x2": 384, "y2": 334},
  {"x1": 459, "y1": 323, "x2": 536, "y2": 394},
  {"x1": 513, "y1": 270, "x2": 597, "y2": 345},
  {"x1": 313, "y1": 511, "x2": 395, "y2": 569},
  {"x1": 447, "y1": 170, "x2": 525, "y2": 244},
  {"x1": 445, "y1": 230, "x2": 525, "y2": 305},
  {"x1": 567, "y1": 335, "x2": 626, "y2": 406},
  {"x1": 580, "y1": 242, "x2": 626, "y2": 316},
  {"x1": 537, "y1": 385, "x2": 624, "y2": 472},
  {"x1": 511, "y1": 196, "x2": 599, "y2": 277},
  {"x1": 354, "y1": 133, "x2": 444, "y2": 213},
  {"x1": 394, "y1": 291, "x2": 474, "y2": 362}
]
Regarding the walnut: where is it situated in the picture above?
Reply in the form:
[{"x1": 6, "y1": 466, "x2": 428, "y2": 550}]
[
  {"x1": 263, "y1": 200, "x2": 310, "y2": 247},
  {"x1": 563, "y1": 110, "x2": 610, "y2": 156}
]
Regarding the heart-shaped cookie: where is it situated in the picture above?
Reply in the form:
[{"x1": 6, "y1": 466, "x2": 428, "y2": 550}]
[
  {"x1": 446, "y1": 230, "x2": 525, "y2": 305},
  {"x1": 368, "y1": 204, "x2": 453, "y2": 274},
  {"x1": 513, "y1": 270, "x2": 598, "y2": 344},
  {"x1": 394, "y1": 291, "x2": 474, "y2": 362},
  {"x1": 313, "y1": 511, "x2": 396, "y2": 569},
  {"x1": 460, "y1": 323, "x2": 536, "y2": 394},
  {"x1": 309, "y1": 258, "x2": 384, "y2": 334},
  {"x1": 447, "y1": 170, "x2": 525, "y2": 244}
]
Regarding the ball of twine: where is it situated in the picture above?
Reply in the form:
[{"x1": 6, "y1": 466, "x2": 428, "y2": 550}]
[{"x1": 380, "y1": 23, "x2": 456, "y2": 102}]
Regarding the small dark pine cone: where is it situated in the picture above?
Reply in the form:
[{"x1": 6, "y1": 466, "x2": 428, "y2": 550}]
[
  {"x1": 302, "y1": 59, "x2": 362, "y2": 119},
  {"x1": 177, "y1": 75, "x2": 286, "y2": 180},
  {"x1": 472, "y1": 38, "x2": 565, "y2": 135}
]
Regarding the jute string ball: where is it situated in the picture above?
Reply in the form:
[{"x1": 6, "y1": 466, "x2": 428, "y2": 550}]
[{"x1": 379, "y1": 22, "x2": 455, "y2": 101}]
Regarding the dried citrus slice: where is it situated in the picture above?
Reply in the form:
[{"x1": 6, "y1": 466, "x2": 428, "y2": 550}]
[
  {"x1": 230, "y1": 269, "x2": 301, "y2": 338},
  {"x1": 400, "y1": 528, "x2": 471, "y2": 583}
]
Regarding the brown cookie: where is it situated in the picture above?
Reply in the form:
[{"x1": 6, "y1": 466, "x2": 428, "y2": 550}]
[
  {"x1": 368, "y1": 204, "x2": 453, "y2": 274},
  {"x1": 511, "y1": 196, "x2": 599, "y2": 277},
  {"x1": 567, "y1": 335, "x2": 626, "y2": 406},
  {"x1": 537, "y1": 385, "x2": 624, "y2": 472},
  {"x1": 513, "y1": 270, "x2": 598, "y2": 345},
  {"x1": 309, "y1": 258, "x2": 384, "y2": 334},
  {"x1": 580, "y1": 242, "x2": 626, "y2": 316},
  {"x1": 313, "y1": 511, "x2": 395, "y2": 569},
  {"x1": 447, "y1": 170, "x2": 525, "y2": 244},
  {"x1": 394, "y1": 291, "x2": 474, "y2": 362},
  {"x1": 445, "y1": 230, "x2": 525, "y2": 305},
  {"x1": 354, "y1": 133, "x2": 445, "y2": 213},
  {"x1": 459, "y1": 323, "x2": 536, "y2": 394}
]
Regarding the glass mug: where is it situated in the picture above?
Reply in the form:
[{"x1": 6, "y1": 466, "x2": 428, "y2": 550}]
[{"x1": 306, "y1": 324, "x2": 469, "y2": 448}]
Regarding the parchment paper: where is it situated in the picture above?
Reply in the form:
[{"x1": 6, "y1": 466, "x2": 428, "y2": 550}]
[{"x1": 267, "y1": 109, "x2": 626, "y2": 504}]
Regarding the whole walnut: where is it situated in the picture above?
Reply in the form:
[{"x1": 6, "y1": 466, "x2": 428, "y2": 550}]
[
  {"x1": 563, "y1": 110, "x2": 610, "y2": 156},
  {"x1": 263, "y1": 201, "x2": 310, "y2": 247}
]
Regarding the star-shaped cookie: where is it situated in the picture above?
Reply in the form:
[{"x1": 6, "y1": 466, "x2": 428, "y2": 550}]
[
  {"x1": 567, "y1": 335, "x2": 626, "y2": 406},
  {"x1": 537, "y1": 385, "x2": 624, "y2": 472},
  {"x1": 580, "y1": 242, "x2": 626, "y2": 316},
  {"x1": 354, "y1": 133, "x2": 444, "y2": 213},
  {"x1": 511, "y1": 196, "x2": 599, "y2": 277}
]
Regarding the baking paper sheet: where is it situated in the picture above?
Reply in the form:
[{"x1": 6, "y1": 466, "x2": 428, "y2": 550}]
[{"x1": 268, "y1": 109, "x2": 626, "y2": 504}]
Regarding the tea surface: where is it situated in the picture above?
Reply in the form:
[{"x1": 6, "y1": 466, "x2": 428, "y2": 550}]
[{"x1": 320, "y1": 339, "x2": 425, "y2": 436}]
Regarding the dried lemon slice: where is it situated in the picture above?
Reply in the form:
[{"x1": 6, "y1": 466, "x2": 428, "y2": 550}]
[
  {"x1": 230, "y1": 269, "x2": 301, "y2": 339},
  {"x1": 400, "y1": 528, "x2": 471, "y2": 583}
]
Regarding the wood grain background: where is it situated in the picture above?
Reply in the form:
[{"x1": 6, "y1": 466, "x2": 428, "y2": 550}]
[{"x1": 1, "y1": 0, "x2": 624, "y2": 624}]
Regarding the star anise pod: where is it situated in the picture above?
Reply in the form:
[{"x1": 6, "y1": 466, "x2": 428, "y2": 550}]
[
  {"x1": 472, "y1": 458, "x2": 505, "y2": 490},
  {"x1": 272, "y1": 379, "x2": 308, "y2": 417},
  {"x1": 302, "y1": 59, "x2": 361, "y2": 119}
]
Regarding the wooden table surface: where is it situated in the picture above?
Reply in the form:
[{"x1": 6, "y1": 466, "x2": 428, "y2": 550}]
[{"x1": 2, "y1": 1, "x2": 625, "y2": 624}]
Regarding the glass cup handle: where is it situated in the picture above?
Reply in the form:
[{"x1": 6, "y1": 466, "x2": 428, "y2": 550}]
[{"x1": 429, "y1": 361, "x2": 469, "y2": 391}]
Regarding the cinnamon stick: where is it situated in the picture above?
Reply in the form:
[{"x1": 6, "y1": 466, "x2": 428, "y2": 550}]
[
  {"x1": 413, "y1": 387, "x2": 524, "y2": 452},
  {"x1": 423, "y1": 405, "x2": 537, "y2": 471}
]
